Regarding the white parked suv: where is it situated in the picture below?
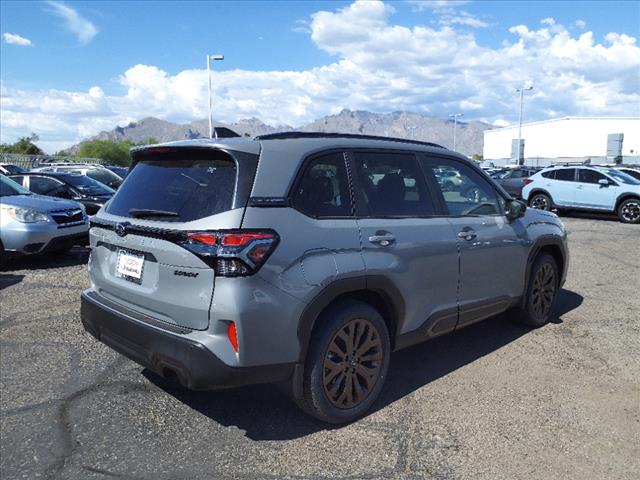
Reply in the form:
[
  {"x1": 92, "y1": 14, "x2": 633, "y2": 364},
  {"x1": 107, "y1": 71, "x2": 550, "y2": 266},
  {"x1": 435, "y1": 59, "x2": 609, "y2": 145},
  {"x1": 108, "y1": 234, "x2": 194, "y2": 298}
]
[{"x1": 522, "y1": 165, "x2": 640, "y2": 223}]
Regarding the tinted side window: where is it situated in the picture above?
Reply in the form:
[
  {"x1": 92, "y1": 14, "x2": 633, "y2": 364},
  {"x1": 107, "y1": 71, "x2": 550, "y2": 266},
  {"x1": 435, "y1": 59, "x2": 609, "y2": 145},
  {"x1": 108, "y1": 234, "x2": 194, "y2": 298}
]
[
  {"x1": 354, "y1": 152, "x2": 433, "y2": 217},
  {"x1": 578, "y1": 169, "x2": 607, "y2": 184},
  {"x1": 28, "y1": 176, "x2": 66, "y2": 196},
  {"x1": 292, "y1": 153, "x2": 352, "y2": 218},
  {"x1": 9, "y1": 175, "x2": 25, "y2": 186},
  {"x1": 541, "y1": 170, "x2": 555, "y2": 179},
  {"x1": 423, "y1": 158, "x2": 503, "y2": 216},
  {"x1": 555, "y1": 169, "x2": 576, "y2": 181}
]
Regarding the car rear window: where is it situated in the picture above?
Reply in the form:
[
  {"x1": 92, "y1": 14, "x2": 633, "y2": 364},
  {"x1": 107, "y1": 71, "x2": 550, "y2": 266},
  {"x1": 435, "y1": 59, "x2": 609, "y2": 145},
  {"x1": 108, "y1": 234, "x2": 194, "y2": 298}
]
[{"x1": 106, "y1": 149, "x2": 238, "y2": 222}]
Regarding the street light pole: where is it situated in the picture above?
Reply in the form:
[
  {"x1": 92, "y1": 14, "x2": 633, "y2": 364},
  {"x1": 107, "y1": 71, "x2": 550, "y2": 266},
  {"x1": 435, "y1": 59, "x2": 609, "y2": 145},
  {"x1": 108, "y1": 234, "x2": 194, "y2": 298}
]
[
  {"x1": 448, "y1": 113, "x2": 463, "y2": 151},
  {"x1": 207, "y1": 54, "x2": 224, "y2": 139},
  {"x1": 516, "y1": 84, "x2": 533, "y2": 165}
]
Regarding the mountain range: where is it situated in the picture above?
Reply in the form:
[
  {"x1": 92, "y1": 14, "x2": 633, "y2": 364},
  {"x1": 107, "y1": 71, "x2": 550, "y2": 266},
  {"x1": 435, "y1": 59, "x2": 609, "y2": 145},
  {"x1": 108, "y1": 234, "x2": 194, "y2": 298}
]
[{"x1": 87, "y1": 109, "x2": 493, "y2": 156}]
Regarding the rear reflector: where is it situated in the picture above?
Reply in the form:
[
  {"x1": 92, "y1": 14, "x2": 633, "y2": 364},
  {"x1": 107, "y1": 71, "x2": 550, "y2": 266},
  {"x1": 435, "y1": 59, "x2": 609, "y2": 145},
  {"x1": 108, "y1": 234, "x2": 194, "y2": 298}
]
[{"x1": 228, "y1": 322, "x2": 239, "y2": 352}]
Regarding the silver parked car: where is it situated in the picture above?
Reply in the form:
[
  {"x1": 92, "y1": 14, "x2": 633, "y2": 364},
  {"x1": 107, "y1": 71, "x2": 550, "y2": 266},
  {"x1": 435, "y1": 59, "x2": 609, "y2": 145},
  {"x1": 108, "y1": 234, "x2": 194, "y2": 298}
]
[
  {"x1": 81, "y1": 133, "x2": 569, "y2": 423},
  {"x1": 0, "y1": 174, "x2": 88, "y2": 263}
]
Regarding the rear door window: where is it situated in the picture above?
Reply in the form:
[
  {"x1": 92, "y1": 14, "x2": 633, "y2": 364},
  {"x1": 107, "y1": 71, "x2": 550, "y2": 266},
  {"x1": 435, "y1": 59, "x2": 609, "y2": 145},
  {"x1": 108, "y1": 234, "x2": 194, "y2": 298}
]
[
  {"x1": 107, "y1": 149, "x2": 238, "y2": 222},
  {"x1": 353, "y1": 152, "x2": 433, "y2": 217},
  {"x1": 555, "y1": 169, "x2": 576, "y2": 181}
]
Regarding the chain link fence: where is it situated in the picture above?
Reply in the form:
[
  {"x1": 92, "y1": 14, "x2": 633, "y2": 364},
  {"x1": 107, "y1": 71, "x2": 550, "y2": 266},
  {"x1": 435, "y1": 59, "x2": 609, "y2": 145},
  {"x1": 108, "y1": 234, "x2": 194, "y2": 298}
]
[{"x1": 0, "y1": 153, "x2": 103, "y2": 170}]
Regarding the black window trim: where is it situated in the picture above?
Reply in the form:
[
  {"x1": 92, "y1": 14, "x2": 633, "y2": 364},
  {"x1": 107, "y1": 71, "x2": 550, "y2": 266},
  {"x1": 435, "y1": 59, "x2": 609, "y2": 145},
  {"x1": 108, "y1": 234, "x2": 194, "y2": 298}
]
[
  {"x1": 346, "y1": 148, "x2": 442, "y2": 220},
  {"x1": 419, "y1": 153, "x2": 509, "y2": 219},
  {"x1": 287, "y1": 148, "x2": 356, "y2": 220}
]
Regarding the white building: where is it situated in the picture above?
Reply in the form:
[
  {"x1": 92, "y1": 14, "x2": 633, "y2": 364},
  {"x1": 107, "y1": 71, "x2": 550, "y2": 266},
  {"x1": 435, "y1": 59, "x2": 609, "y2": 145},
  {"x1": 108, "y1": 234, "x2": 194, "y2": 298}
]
[{"x1": 483, "y1": 117, "x2": 640, "y2": 165}]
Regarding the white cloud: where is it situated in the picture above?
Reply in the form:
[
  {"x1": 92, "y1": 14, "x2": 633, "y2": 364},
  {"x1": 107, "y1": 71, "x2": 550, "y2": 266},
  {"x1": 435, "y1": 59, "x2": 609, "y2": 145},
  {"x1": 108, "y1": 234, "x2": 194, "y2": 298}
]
[
  {"x1": 575, "y1": 19, "x2": 587, "y2": 29},
  {"x1": 407, "y1": 1, "x2": 470, "y2": 11},
  {"x1": 2, "y1": 33, "x2": 33, "y2": 46},
  {"x1": 2, "y1": 0, "x2": 639, "y2": 152},
  {"x1": 46, "y1": 1, "x2": 97, "y2": 44}
]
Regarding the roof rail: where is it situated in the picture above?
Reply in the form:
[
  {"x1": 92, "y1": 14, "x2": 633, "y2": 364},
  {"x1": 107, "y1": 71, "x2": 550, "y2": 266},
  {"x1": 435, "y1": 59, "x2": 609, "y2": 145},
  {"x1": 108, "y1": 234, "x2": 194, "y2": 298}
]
[{"x1": 255, "y1": 131, "x2": 445, "y2": 149}]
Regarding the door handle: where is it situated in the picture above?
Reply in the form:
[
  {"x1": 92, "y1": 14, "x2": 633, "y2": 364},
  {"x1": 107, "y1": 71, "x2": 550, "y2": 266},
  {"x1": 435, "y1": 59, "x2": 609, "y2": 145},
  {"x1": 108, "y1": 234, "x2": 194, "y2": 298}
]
[
  {"x1": 457, "y1": 228, "x2": 477, "y2": 241},
  {"x1": 368, "y1": 233, "x2": 395, "y2": 247}
]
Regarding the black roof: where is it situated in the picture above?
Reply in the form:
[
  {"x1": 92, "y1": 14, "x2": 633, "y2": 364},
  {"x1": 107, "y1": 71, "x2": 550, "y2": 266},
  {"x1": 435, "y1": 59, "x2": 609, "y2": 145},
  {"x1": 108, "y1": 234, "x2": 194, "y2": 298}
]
[{"x1": 255, "y1": 131, "x2": 445, "y2": 149}]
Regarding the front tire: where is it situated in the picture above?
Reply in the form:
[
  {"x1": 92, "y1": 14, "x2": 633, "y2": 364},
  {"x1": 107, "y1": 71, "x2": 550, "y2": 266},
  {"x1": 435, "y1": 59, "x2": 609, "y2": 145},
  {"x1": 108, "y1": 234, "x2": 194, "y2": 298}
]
[
  {"x1": 513, "y1": 253, "x2": 559, "y2": 327},
  {"x1": 529, "y1": 193, "x2": 552, "y2": 211},
  {"x1": 297, "y1": 300, "x2": 391, "y2": 424},
  {"x1": 617, "y1": 198, "x2": 640, "y2": 224}
]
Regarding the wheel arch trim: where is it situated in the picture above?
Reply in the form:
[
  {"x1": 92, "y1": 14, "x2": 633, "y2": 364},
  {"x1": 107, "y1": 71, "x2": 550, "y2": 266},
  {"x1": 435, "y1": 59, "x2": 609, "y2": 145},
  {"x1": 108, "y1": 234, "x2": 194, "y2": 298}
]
[{"x1": 296, "y1": 275, "x2": 405, "y2": 362}]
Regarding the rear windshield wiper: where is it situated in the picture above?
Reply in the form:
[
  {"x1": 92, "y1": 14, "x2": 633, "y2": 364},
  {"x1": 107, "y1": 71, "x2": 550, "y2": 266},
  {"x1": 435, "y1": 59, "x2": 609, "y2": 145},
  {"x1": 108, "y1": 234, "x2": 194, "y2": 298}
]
[{"x1": 128, "y1": 208, "x2": 179, "y2": 218}]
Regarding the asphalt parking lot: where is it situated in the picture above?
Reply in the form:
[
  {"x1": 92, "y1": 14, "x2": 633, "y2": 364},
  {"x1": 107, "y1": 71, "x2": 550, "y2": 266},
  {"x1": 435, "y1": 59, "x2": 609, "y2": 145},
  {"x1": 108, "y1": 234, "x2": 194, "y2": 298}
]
[{"x1": 1, "y1": 214, "x2": 639, "y2": 480}]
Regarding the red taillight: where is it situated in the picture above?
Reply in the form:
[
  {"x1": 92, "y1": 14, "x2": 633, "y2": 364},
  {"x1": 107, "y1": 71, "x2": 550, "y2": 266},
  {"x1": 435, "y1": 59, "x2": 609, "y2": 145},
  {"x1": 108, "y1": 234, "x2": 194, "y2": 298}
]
[
  {"x1": 181, "y1": 230, "x2": 279, "y2": 277},
  {"x1": 220, "y1": 232, "x2": 274, "y2": 247},
  {"x1": 523, "y1": 179, "x2": 534, "y2": 185},
  {"x1": 186, "y1": 232, "x2": 217, "y2": 245},
  {"x1": 227, "y1": 322, "x2": 239, "y2": 352}
]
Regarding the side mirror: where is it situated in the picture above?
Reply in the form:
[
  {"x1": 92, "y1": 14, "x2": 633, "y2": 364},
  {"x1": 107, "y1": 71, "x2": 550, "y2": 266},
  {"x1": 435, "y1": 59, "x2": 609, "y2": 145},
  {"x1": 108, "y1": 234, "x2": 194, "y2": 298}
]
[
  {"x1": 598, "y1": 179, "x2": 609, "y2": 187},
  {"x1": 506, "y1": 199, "x2": 527, "y2": 222}
]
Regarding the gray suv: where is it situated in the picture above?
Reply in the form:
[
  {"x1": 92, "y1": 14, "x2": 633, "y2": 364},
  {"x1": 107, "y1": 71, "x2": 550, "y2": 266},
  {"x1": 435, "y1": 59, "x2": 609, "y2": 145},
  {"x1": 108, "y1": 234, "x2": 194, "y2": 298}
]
[{"x1": 81, "y1": 133, "x2": 569, "y2": 423}]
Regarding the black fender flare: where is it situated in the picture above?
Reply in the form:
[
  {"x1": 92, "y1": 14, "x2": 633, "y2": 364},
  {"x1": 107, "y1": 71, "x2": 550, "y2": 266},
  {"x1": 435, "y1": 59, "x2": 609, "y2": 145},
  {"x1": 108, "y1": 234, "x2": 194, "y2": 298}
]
[
  {"x1": 296, "y1": 275, "x2": 405, "y2": 362},
  {"x1": 520, "y1": 235, "x2": 568, "y2": 309}
]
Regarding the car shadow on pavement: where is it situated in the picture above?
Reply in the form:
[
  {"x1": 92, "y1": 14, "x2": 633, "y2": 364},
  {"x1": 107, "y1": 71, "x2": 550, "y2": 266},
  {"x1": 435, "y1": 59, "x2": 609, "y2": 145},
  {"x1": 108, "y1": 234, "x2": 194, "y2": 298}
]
[
  {"x1": 147, "y1": 288, "x2": 583, "y2": 441},
  {"x1": 0, "y1": 246, "x2": 90, "y2": 272},
  {"x1": 558, "y1": 210, "x2": 619, "y2": 222},
  {"x1": 0, "y1": 273, "x2": 25, "y2": 290}
]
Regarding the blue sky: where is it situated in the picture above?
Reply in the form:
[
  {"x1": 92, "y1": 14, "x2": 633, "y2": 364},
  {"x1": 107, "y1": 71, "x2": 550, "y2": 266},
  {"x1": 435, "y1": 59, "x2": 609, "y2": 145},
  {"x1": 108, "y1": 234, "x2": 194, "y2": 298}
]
[{"x1": 1, "y1": 0, "x2": 639, "y2": 152}]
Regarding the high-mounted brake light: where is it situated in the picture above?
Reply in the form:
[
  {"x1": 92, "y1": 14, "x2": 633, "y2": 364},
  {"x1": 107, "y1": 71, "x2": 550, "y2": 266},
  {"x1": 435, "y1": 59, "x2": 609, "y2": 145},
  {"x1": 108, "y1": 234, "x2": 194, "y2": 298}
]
[{"x1": 180, "y1": 230, "x2": 279, "y2": 277}]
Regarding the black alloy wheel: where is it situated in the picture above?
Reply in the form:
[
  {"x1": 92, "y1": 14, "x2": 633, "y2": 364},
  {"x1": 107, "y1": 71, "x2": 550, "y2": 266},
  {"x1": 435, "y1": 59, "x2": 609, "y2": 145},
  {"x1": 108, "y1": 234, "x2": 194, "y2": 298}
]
[
  {"x1": 618, "y1": 198, "x2": 640, "y2": 224},
  {"x1": 323, "y1": 318, "x2": 383, "y2": 409},
  {"x1": 530, "y1": 193, "x2": 552, "y2": 211}
]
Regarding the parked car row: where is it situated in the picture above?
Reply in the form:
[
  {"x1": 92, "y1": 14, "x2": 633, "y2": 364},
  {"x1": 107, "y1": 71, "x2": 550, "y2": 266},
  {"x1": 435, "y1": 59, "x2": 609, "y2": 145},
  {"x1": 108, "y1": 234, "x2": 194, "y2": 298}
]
[
  {"x1": 0, "y1": 175, "x2": 89, "y2": 264},
  {"x1": 0, "y1": 163, "x2": 130, "y2": 264}
]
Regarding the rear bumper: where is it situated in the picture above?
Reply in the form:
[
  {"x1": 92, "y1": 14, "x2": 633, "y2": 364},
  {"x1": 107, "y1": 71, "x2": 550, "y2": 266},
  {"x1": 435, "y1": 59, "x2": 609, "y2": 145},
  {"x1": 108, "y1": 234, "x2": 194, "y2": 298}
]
[{"x1": 80, "y1": 290, "x2": 295, "y2": 390}]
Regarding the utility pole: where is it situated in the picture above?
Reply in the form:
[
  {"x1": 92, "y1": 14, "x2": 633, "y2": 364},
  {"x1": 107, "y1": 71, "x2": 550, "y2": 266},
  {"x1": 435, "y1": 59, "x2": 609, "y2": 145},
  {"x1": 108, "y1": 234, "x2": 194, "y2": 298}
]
[
  {"x1": 207, "y1": 54, "x2": 224, "y2": 139},
  {"x1": 516, "y1": 84, "x2": 533, "y2": 165},
  {"x1": 448, "y1": 113, "x2": 463, "y2": 151}
]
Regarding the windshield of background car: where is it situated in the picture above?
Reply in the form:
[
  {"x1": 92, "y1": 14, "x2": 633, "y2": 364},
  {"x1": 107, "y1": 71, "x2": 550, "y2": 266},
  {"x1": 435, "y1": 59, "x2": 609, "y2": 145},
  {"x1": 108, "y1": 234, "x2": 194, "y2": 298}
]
[
  {"x1": 85, "y1": 168, "x2": 123, "y2": 184},
  {"x1": 0, "y1": 174, "x2": 30, "y2": 196},
  {"x1": 1, "y1": 164, "x2": 27, "y2": 175},
  {"x1": 106, "y1": 149, "x2": 237, "y2": 222},
  {"x1": 596, "y1": 168, "x2": 640, "y2": 185},
  {"x1": 63, "y1": 174, "x2": 115, "y2": 195}
]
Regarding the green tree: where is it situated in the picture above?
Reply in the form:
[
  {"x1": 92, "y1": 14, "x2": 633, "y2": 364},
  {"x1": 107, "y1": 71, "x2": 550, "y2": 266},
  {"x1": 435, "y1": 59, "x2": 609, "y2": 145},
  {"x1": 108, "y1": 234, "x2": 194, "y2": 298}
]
[
  {"x1": 77, "y1": 140, "x2": 134, "y2": 166},
  {"x1": 0, "y1": 133, "x2": 44, "y2": 155},
  {"x1": 471, "y1": 153, "x2": 484, "y2": 162}
]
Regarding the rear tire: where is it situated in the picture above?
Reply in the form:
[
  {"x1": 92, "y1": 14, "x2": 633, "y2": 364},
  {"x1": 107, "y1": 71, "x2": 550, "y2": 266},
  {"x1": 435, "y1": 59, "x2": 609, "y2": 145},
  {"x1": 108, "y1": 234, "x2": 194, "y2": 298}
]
[
  {"x1": 617, "y1": 198, "x2": 640, "y2": 224},
  {"x1": 296, "y1": 300, "x2": 391, "y2": 424},
  {"x1": 513, "y1": 253, "x2": 559, "y2": 327},
  {"x1": 529, "y1": 193, "x2": 552, "y2": 211}
]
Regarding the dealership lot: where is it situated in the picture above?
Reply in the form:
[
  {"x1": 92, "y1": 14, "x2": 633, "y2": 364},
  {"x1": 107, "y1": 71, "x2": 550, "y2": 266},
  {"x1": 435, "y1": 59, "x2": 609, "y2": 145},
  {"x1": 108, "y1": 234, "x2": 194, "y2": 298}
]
[{"x1": 1, "y1": 215, "x2": 638, "y2": 480}]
